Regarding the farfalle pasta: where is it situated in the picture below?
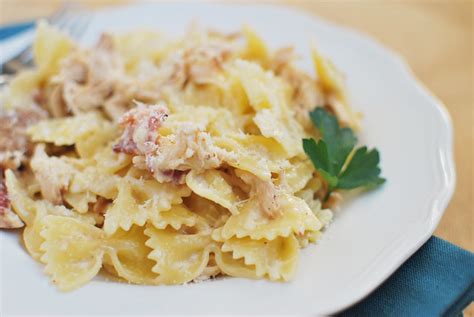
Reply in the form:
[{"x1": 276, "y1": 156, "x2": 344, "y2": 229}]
[{"x1": 0, "y1": 21, "x2": 359, "y2": 290}]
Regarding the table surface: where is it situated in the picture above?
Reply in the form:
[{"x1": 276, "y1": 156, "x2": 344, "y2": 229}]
[{"x1": 1, "y1": 0, "x2": 473, "y2": 312}]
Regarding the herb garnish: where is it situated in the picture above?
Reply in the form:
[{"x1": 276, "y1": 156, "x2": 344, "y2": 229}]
[{"x1": 303, "y1": 108, "x2": 385, "y2": 198}]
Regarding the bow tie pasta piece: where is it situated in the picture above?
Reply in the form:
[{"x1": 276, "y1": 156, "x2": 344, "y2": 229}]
[
  {"x1": 253, "y1": 109, "x2": 305, "y2": 158},
  {"x1": 184, "y1": 193, "x2": 231, "y2": 229},
  {"x1": 69, "y1": 166, "x2": 120, "y2": 200},
  {"x1": 40, "y1": 215, "x2": 105, "y2": 291},
  {"x1": 103, "y1": 179, "x2": 147, "y2": 235},
  {"x1": 216, "y1": 75, "x2": 251, "y2": 116},
  {"x1": 240, "y1": 26, "x2": 269, "y2": 67},
  {"x1": 24, "y1": 201, "x2": 96, "y2": 262},
  {"x1": 104, "y1": 177, "x2": 191, "y2": 235},
  {"x1": 93, "y1": 146, "x2": 133, "y2": 174},
  {"x1": 277, "y1": 158, "x2": 314, "y2": 193},
  {"x1": 311, "y1": 47, "x2": 360, "y2": 130},
  {"x1": 75, "y1": 124, "x2": 116, "y2": 159},
  {"x1": 5, "y1": 170, "x2": 96, "y2": 261},
  {"x1": 129, "y1": 178, "x2": 192, "y2": 208},
  {"x1": 229, "y1": 59, "x2": 286, "y2": 111},
  {"x1": 212, "y1": 246, "x2": 258, "y2": 280},
  {"x1": 217, "y1": 194, "x2": 322, "y2": 240},
  {"x1": 34, "y1": 20, "x2": 74, "y2": 78},
  {"x1": 144, "y1": 225, "x2": 213, "y2": 284},
  {"x1": 4, "y1": 21, "x2": 73, "y2": 109},
  {"x1": 63, "y1": 191, "x2": 97, "y2": 214},
  {"x1": 186, "y1": 169, "x2": 240, "y2": 214},
  {"x1": 295, "y1": 187, "x2": 333, "y2": 228},
  {"x1": 213, "y1": 228, "x2": 299, "y2": 281},
  {"x1": 113, "y1": 30, "x2": 171, "y2": 73},
  {"x1": 4, "y1": 170, "x2": 37, "y2": 226},
  {"x1": 104, "y1": 226, "x2": 160, "y2": 285},
  {"x1": 27, "y1": 112, "x2": 116, "y2": 159},
  {"x1": 164, "y1": 106, "x2": 241, "y2": 137},
  {"x1": 215, "y1": 135, "x2": 290, "y2": 181},
  {"x1": 149, "y1": 204, "x2": 207, "y2": 231},
  {"x1": 229, "y1": 59, "x2": 304, "y2": 157},
  {"x1": 27, "y1": 112, "x2": 111, "y2": 147}
]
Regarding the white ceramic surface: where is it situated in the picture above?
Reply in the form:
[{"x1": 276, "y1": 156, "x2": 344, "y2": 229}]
[{"x1": 0, "y1": 3, "x2": 455, "y2": 315}]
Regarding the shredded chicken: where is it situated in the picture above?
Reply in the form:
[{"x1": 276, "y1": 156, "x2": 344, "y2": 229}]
[
  {"x1": 30, "y1": 144, "x2": 73, "y2": 204},
  {"x1": 0, "y1": 171, "x2": 23, "y2": 228},
  {"x1": 155, "y1": 41, "x2": 234, "y2": 89},
  {"x1": 146, "y1": 125, "x2": 223, "y2": 173},
  {"x1": 184, "y1": 42, "x2": 233, "y2": 84},
  {"x1": 137, "y1": 124, "x2": 224, "y2": 183},
  {"x1": 114, "y1": 102, "x2": 225, "y2": 184},
  {"x1": 236, "y1": 170, "x2": 281, "y2": 218},
  {"x1": 49, "y1": 34, "x2": 159, "y2": 121},
  {"x1": 0, "y1": 107, "x2": 47, "y2": 170},
  {"x1": 271, "y1": 47, "x2": 326, "y2": 130}
]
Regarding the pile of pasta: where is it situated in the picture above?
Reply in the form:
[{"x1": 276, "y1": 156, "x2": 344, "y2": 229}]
[{"x1": 1, "y1": 22, "x2": 358, "y2": 290}]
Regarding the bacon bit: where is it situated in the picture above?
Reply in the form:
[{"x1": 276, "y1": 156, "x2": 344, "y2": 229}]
[
  {"x1": 0, "y1": 171, "x2": 23, "y2": 229},
  {"x1": 92, "y1": 197, "x2": 111, "y2": 215},
  {"x1": 112, "y1": 135, "x2": 138, "y2": 154},
  {"x1": 113, "y1": 102, "x2": 169, "y2": 155},
  {"x1": 160, "y1": 169, "x2": 187, "y2": 185}
]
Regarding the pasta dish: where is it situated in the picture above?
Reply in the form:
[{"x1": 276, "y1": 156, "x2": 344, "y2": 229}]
[{"x1": 0, "y1": 22, "x2": 383, "y2": 290}]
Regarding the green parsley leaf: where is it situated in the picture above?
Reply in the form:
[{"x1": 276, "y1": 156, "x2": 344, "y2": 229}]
[
  {"x1": 303, "y1": 108, "x2": 385, "y2": 195},
  {"x1": 338, "y1": 146, "x2": 386, "y2": 189}
]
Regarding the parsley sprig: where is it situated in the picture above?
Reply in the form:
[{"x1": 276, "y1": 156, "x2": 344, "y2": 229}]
[{"x1": 303, "y1": 108, "x2": 385, "y2": 197}]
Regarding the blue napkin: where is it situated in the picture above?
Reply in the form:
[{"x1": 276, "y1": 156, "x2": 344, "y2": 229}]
[
  {"x1": 1, "y1": 21, "x2": 473, "y2": 317},
  {"x1": 0, "y1": 20, "x2": 35, "y2": 41},
  {"x1": 338, "y1": 236, "x2": 474, "y2": 317}
]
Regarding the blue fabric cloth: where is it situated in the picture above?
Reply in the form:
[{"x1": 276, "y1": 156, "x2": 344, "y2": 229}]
[
  {"x1": 338, "y1": 236, "x2": 474, "y2": 317},
  {"x1": 0, "y1": 20, "x2": 35, "y2": 41}
]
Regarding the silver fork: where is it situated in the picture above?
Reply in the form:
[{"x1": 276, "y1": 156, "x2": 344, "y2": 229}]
[{"x1": 0, "y1": 3, "x2": 91, "y2": 78}]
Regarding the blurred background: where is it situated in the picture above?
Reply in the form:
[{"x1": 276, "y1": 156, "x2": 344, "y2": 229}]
[{"x1": 1, "y1": 0, "x2": 472, "y2": 255}]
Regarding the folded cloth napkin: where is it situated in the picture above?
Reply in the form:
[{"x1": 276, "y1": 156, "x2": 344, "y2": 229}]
[
  {"x1": 0, "y1": 20, "x2": 35, "y2": 41},
  {"x1": 338, "y1": 236, "x2": 474, "y2": 317}
]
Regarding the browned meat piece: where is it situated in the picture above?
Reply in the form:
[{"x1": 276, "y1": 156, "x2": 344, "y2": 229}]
[
  {"x1": 114, "y1": 102, "x2": 225, "y2": 184},
  {"x1": 113, "y1": 102, "x2": 169, "y2": 155},
  {"x1": 0, "y1": 171, "x2": 23, "y2": 228},
  {"x1": 0, "y1": 107, "x2": 47, "y2": 170},
  {"x1": 236, "y1": 170, "x2": 281, "y2": 219}
]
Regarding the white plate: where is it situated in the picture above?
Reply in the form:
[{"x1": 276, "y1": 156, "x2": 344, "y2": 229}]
[{"x1": 0, "y1": 3, "x2": 455, "y2": 315}]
